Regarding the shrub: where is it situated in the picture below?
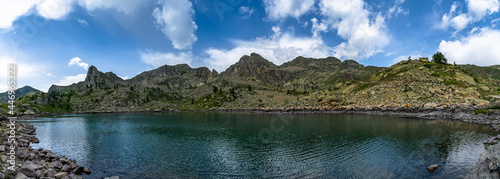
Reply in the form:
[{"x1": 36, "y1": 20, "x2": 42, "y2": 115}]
[
  {"x1": 475, "y1": 109, "x2": 493, "y2": 115},
  {"x1": 432, "y1": 51, "x2": 448, "y2": 64}
]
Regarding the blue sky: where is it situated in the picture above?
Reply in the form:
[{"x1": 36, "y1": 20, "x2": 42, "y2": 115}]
[{"x1": 1, "y1": 0, "x2": 500, "y2": 92}]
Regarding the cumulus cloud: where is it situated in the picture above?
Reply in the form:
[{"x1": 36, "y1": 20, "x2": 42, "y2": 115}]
[
  {"x1": 239, "y1": 6, "x2": 255, "y2": 19},
  {"x1": 68, "y1": 57, "x2": 89, "y2": 70},
  {"x1": 140, "y1": 50, "x2": 192, "y2": 67},
  {"x1": 467, "y1": 0, "x2": 499, "y2": 20},
  {"x1": 319, "y1": 0, "x2": 389, "y2": 60},
  {"x1": 0, "y1": 1, "x2": 39, "y2": 29},
  {"x1": 204, "y1": 30, "x2": 330, "y2": 72},
  {"x1": 311, "y1": 18, "x2": 328, "y2": 37},
  {"x1": 37, "y1": 0, "x2": 73, "y2": 19},
  {"x1": 55, "y1": 73, "x2": 86, "y2": 86},
  {"x1": 263, "y1": 0, "x2": 315, "y2": 20},
  {"x1": 152, "y1": 0, "x2": 197, "y2": 50},
  {"x1": 440, "y1": 0, "x2": 499, "y2": 32},
  {"x1": 0, "y1": 0, "x2": 144, "y2": 29},
  {"x1": 439, "y1": 28, "x2": 500, "y2": 66}
]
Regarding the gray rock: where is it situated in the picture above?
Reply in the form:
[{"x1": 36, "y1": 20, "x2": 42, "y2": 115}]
[
  {"x1": 104, "y1": 176, "x2": 120, "y2": 179},
  {"x1": 0, "y1": 145, "x2": 5, "y2": 152},
  {"x1": 72, "y1": 166, "x2": 84, "y2": 175},
  {"x1": 60, "y1": 157, "x2": 69, "y2": 164},
  {"x1": 18, "y1": 139, "x2": 29, "y2": 144},
  {"x1": 45, "y1": 151, "x2": 58, "y2": 159},
  {"x1": 466, "y1": 158, "x2": 500, "y2": 179},
  {"x1": 486, "y1": 157, "x2": 498, "y2": 172},
  {"x1": 83, "y1": 168, "x2": 91, "y2": 174},
  {"x1": 61, "y1": 164, "x2": 71, "y2": 172},
  {"x1": 68, "y1": 173, "x2": 79, "y2": 179},
  {"x1": 15, "y1": 151, "x2": 26, "y2": 159},
  {"x1": 69, "y1": 162, "x2": 79, "y2": 170},
  {"x1": 22, "y1": 161, "x2": 42, "y2": 171},
  {"x1": 49, "y1": 161, "x2": 63, "y2": 169},
  {"x1": 20, "y1": 162, "x2": 41, "y2": 177},
  {"x1": 54, "y1": 172, "x2": 68, "y2": 179},
  {"x1": 19, "y1": 167, "x2": 36, "y2": 177},
  {"x1": 35, "y1": 170, "x2": 44, "y2": 178},
  {"x1": 44, "y1": 168, "x2": 57, "y2": 177},
  {"x1": 14, "y1": 172, "x2": 29, "y2": 179},
  {"x1": 427, "y1": 164, "x2": 439, "y2": 173}
]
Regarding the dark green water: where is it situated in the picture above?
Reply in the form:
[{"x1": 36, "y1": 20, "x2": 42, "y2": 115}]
[{"x1": 22, "y1": 112, "x2": 496, "y2": 178}]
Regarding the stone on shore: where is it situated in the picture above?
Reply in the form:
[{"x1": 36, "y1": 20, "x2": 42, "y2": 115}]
[
  {"x1": 15, "y1": 172, "x2": 29, "y2": 179},
  {"x1": 44, "y1": 168, "x2": 57, "y2": 177},
  {"x1": 104, "y1": 176, "x2": 120, "y2": 179},
  {"x1": 426, "y1": 164, "x2": 439, "y2": 173},
  {"x1": 54, "y1": 172, "x2": 69, "y2": 179},
  {"x1": 466, "y1": 157, "x2": 500, "y2": 179},
  {"x1": 83, "y1": 167, "x2": 91, "y2": 174},
  {"x1": 49, "y1": 161, "x2": 63, "y2": 170},
  {"x1": 60, "y1": 157, "x2": 69, "y2": 164}
]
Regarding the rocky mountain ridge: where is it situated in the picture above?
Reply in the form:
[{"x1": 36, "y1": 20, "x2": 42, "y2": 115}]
[{"x1": 3, "y1": 53, "x2": 500, "y2": 114}]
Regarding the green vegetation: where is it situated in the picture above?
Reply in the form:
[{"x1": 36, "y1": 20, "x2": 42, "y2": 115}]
[
  {"x1": 432, "y1": 51, "x2": 448, "y2": 64},
  {"x1": 475, "y1": 109, "x2": 493, "y2": 115}
]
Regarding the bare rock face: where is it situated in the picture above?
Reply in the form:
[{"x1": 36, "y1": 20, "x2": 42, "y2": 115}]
[{"x1": 466, "y1": 142, "x2": 500, "y2": 179}]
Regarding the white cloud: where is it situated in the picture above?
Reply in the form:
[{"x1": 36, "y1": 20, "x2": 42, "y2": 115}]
[
  {"x1": 239, "y1": 6, "x2": 255, "y2": 19},
  {"x1": 152, "y1": 0, "x2": 197, "y2": 50},
  {"x1": 68, "y1": 57, "x2": 89, "y2": 70},
  {"x1": 77, "y1": 18, "x2": 88, "y2": 26},
  {"x1": 439, "y1": 28, "x2": 500, "y2": 66},
  {"x1": 450, "y1": 14, "x2": 473, "y2": 31},
  {"x1": 204, "y1": 30, "x2": 330, "y2": 72},
  {"x1": 0, "y1": 56, "x2": 39, "y2": 79},
  {"x1": 55, "y1": 73, "x2": 86, "y2": 86},
  {"x1": 466, "y1": 0, "x2": 499, "y2": 20},
  {"x1": 0, "y1": 0, "x2": 144, "y2": 30},
  {"x1": 440, "y1": 0, "x2": 499, "y2": 32},
  {"x1": 37, "y1": 0, "x2": 73, "y2": 19},
  {"x1": 311, "y1": 18, "x2": 327, "y2": 37},
  {"x1": 263, "y1": 0, "x2": 315, "y2": 20},
  {"x1": 140, "y1": 50, "x2": 192, "y2": 67},
  {"x1": 319, "y1": 0, "x2": 389, "y2": 60},
  {"x1": 0, "y1": 56, "x2": 49, "y2": 92},
  {"x1": 388, "y1": 0, "x2": 409, "y2": 18},
  {"x1": 0, "y1": 0, "x2": 39, "y2": 29}
]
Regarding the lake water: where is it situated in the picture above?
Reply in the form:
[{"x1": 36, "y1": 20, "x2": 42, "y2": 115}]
[{"x1": 22, "y1": 112, "x2": 496, "y2": 178}]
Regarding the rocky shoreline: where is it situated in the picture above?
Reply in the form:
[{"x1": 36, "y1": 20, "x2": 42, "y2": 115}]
[
  {"x1": 212, "y1": 103, "x2": 500, "y2": 131},
  {"x1": 0, "y1": 117, "x2": 92, "y2": 179},
  {"x1": 8, "y1": 103, "x2": 500, "y2": 178}
]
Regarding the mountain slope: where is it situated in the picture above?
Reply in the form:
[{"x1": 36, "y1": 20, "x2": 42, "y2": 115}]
[
  {"x1": 0, "y1": 86, "x2": 40, "y2": 103},
  {"x1": 13, "y1": 53, "x2": 500, "y2": 114},
  {"x1": 310, "y1": 59, "x2": 498, "y2": 106}
]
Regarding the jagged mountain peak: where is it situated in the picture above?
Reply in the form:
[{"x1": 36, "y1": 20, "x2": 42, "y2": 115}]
[{"x1": 221, "y1": 53, "x2": 277, "y2": 77}]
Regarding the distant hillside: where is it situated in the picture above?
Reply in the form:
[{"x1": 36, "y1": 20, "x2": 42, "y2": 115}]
[
  {"x1": 12, "y1": 54, "x2": 500, "y2": 114},
  {"x1": 0, "y1": 86, "x2": 40, "y2": 103}
]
